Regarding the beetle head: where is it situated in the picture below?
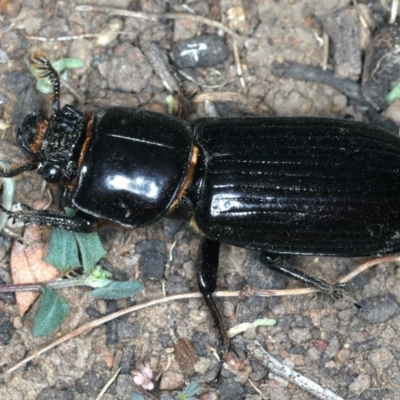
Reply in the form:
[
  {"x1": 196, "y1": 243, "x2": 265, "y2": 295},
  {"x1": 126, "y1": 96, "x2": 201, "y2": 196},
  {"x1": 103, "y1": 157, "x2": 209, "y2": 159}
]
[
  {"x1": 1, "y1": 51, "x2": 86, "y2": 183},
  {"x1": 17, "y1": 105, "x2": 85, "y2": 183}
]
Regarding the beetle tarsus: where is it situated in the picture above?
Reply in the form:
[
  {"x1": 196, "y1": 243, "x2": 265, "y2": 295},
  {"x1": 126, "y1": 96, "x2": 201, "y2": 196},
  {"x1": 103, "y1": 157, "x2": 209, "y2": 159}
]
[
  {"x1": 260, "y1": 253, "x2": 362, "y2": 307},
  {"x1": 329, "y1": 283, "x2": 347, "y2": 300},
  {"x1": 338, "y1": 291, "x2": 365, "y2": 313},
  {"x1": 261, "y1": 256, "x2": 366, "y2": 311}
]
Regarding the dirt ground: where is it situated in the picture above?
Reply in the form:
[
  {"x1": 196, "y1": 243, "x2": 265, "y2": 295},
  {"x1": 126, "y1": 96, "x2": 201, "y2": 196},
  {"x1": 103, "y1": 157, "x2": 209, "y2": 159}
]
[{"x1": 1, "y1": 0, "x2": 400, "y2": 399}]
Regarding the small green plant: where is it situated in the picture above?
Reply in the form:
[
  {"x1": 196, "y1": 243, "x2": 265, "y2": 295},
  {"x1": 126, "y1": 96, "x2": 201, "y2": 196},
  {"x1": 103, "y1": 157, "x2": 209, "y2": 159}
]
[
  {"x1": 174, "y1": 382, "x2": 201, "y2": 400},
  {"x1": 385, "y1": 82, "x2": 400, "y2": 104},
  {"x1": 0, "y1": 162, "x2": 16, "y2": 232},
  {"x1": 30, "y1": 223, "x2": 144, "y2": 336},
  {"x1": 0, "y1": 187, "x2": 144, "y2": 336},
  {"x1": 27, "y1": 55, "x2": 85, "y2": 94}
]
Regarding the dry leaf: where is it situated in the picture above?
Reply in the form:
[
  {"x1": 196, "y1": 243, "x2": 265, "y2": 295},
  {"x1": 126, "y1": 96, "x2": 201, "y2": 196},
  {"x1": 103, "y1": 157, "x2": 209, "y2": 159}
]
[
  {"x1": 10, "y1": 225, "x2": 59, "y2": 316},
  {"x1": 226, "y1": 6, "x2": 246, "y2": 29},
  {"x1": 171, "y1": 337, "x2": 199, "y2": 377}
]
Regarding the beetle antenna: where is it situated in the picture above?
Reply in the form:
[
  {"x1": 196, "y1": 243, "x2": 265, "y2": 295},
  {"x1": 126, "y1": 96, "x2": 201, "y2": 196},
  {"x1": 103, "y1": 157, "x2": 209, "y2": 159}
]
[
  {"x1": 31, "y1": 51, "x2": 60, "y2": 112},
  {"x1": 0, "y1": 162, "x2": 37, "y2": 178}
]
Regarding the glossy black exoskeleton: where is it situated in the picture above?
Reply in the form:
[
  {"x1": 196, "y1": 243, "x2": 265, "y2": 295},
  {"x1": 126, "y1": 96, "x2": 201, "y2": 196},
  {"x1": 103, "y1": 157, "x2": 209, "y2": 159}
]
[{"x1": 2, "y1": 52, "x2": 400, "y2": 365}]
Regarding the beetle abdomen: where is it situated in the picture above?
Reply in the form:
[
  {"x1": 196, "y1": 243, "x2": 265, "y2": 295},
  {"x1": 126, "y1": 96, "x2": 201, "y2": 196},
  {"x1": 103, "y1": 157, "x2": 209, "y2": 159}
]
[
  {"x1": 193, "y1": 117, "x2": 400, "y2": 256},
  {"x1": 72, "y1": 108, "x2": 193, "y2": 227}
]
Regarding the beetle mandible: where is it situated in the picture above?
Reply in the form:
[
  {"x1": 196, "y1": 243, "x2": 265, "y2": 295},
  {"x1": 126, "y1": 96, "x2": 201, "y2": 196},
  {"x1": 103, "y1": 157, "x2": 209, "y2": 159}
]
[{"x1": 2, "y1": 51, "x2": 400, "y2": 360}]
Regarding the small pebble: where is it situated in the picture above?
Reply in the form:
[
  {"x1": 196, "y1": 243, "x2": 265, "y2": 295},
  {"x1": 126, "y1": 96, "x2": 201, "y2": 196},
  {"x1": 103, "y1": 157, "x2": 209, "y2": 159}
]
[
  {"x1": 349, "y1": 373, "x2": 371, "y2": 394},
  {"x1": 217, "y1": 377, "x2": 245, "y2": 400},
  {"x1": 13, "y1": 316, "x2": 23, "y2": 329},
  {"x1": 0, "y1": 0, "x2": 22, "y2": 17},
  {"x1": 95, "y1": 18, "x2": 124, "y2": 47},
  {"x1": 0, "y1": 49, "x2": 10, "y2": 64},
  {"x1": 172, "y1": 35, "x2": 230, "y2": 68},
  {"x1": 336, "y1": 348, "x2": 350, "y2": 363},
  {"x1": 288, "y1": 328, "x2": 312, "y2": 344},
  {"x1": 368, "y1": 347, "x2": 393, "y2": 370},
  {"x1": 323, "y1": 8, "x2": 361, "y2": 79},
  {"x1": 223, "y1": 301, "x2": 235, "y2": 317},
  {"x1": 313, "y1": 339, "x2": 328, "y2": 351},
  {"x1": 359, "y1": 293, "x2": 399, "y2": 323},
  {"x1": 200, "y1": 392, "x2": 218, "y2": 400},
  {"x1": 137, "y1": 240, "x2": 167, "y2": 281},
  {"x1": 102, "y1": 43, "x2": 152, "y2": 93},
  {"x1": 159, "y1": 370, "x2": 185, "y2": 390},
  {"x1": 0, "y1": 93, "x2": 7, "y2": 105}
]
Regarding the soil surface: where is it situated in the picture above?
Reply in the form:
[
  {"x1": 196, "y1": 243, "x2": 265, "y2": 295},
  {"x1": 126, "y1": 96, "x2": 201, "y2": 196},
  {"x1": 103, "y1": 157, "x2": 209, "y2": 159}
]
[{"x1": 1, "y1": 1, "x2": 400, "y2": 399}]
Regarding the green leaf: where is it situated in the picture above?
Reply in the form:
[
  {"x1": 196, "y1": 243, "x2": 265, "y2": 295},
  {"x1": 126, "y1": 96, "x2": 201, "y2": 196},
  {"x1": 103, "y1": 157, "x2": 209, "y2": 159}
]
[
  {"x1": 35, "y1": 79, "x2": 53, "y2": 94},
  {"x1": 52, "y1": 58, "x2": 84, "y2": 71},
  {"x1": 83, "y1": 267, "x2": 113, "y2": 288},
  {"x1": 132, "y1": 392, "x2": 147, "y2": 400},
  {"x1": 90, "y1": 281, "x2": 144, "y2": 299},
  {"x1": 227, "y1": 318, "x2": 276, "y2": 338},
  {"x1": 182, "y1": 382, "x2": 200, "y2": 397},
  {"x1": 75, "y1": 232, "x2": 107, "y2": 273},
  {"x1": 32, "y1": 57, "x2": 84, "y2": 94},
  {"x1": 161, "y1": 395, "x2": 175, "y2": 400},
  {"x1": 45, "y1": 228, "x2": 80, "y2": 272},
  {"x1": 90, "y1": 265, "x2": 112, "y2": 279},
  {"x1": 0, "y1": 162, "x2": 16, "y2": 233},
  {"x1": 166, "y1": 94, "x2": 179, "y2": 115},
  {"x1": 45, "y1": 208, "x2": 106, "y2": 273},
  {"x1": 33, "y1": 288, "x2": 71, "y2": 337},
  {"x1": 386, "y1": 82, "x2": 400, "y2": 103}
]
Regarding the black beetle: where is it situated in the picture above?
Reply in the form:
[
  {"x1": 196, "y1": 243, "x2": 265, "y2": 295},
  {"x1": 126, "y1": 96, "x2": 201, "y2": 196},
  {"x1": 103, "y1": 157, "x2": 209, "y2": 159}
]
[{"x1": 2, "y1": 51, "x2": 400, "y2": 362}]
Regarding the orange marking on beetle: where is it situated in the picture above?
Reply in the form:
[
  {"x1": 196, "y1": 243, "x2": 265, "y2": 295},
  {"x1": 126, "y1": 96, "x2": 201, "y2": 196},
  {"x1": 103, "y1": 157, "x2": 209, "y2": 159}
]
[
  {"x1": 77, "y1": 117, "x2": 93, "y2": 171},
  {"x1": 168, "y1": 145, "x2": 199, "y2": 213},
  {"x1": 190, "y1": 217, "x2": 205, "y2": 236},
  {"x1": 64, "y1": 117, "x2": 93, "y2": 200},
  {"x1": 29, "y1": 118, "x2": 49, "y2": 154}
]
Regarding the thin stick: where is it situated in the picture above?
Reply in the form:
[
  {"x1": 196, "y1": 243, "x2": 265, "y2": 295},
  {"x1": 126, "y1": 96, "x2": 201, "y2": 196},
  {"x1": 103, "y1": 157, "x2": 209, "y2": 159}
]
[
  {"x1": 338, "y1": 253, "x2": 400, "y2": 283},
  {"x1": 390, "y1": 0, "x2": 400, "y2": 24},
  {"x1": 247, "y1": 378, "x2": 267, "y2": 399},
  {"x1": 322, "y1": 31, "x2": 329, "y2": 71},
  {"x1": 241, "y1": 339, "x2": 345, "y2": 400},
  {"x1": 95, "y1": 367, "x2": 121, "y2": 400},
  {"x1": 0, "y1": 292, "x2": 202, "y2": 380},
  {"x1": 74, "y1": 5, "x2": 245, "y2": 43},
  {"x1": 353, "y1": 0, "x2": 369, "y2": 28},
  {"x1": 232, "y1": 39, "x2": 246, "y2": 90}
]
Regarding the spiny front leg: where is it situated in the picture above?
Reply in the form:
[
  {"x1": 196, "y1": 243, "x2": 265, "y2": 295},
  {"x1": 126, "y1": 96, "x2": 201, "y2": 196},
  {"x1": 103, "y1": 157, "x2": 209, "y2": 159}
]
[{"x1": 0, "y1": 205, "x2": 98, "y2": 233}]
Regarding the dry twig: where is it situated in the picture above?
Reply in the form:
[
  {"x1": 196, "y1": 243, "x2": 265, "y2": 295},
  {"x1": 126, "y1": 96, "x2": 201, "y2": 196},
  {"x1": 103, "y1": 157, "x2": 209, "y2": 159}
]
[
  {"x1": 75, "y1": 5, "x2": 245, "y2": 44},
  {"x1": 238, "y1": 339, "x2": 345, "y2": 400}
]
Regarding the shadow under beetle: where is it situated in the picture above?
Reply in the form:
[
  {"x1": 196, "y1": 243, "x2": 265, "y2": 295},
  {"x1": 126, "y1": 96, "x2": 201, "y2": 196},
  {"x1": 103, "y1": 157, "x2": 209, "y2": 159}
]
[{"x1": 2, "y1": 51, "x2": 400, "y2": 364}]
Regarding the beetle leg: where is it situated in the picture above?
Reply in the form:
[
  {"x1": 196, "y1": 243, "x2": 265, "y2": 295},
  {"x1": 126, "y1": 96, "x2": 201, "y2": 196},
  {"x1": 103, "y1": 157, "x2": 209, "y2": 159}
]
[
  {"x1": 260, "y1": 253, "x2": 346, "y2": 299},
  {"x1": 197, "y1": 237, "x2": 228, "y2": 373},
  {"x1": 0, "y1": 205, "x2": 97, "y2": 233},
  {"x1": 0, "y1": 162, "x2": 37, "y2": 178}
]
